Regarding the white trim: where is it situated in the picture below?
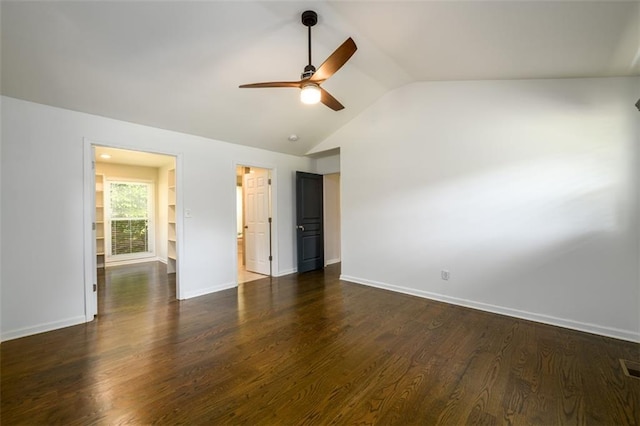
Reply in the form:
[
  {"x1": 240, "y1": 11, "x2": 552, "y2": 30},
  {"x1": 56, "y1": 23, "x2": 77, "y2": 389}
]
[
  {"x1": 182, "y1": 282, "x2": 237, "y2": 299},
  {"x1": 325, "y1": 258, "x2": 341, "y2": 266},
  {"x1": 83, "y1": 139, "x2": 97, "y2": 320},
  {"x1": 274, "y1": 268, "x2": 296, "y2": 277},
  {"x1": 104, "y1": 256, "x2": 162, "y2": 267},
  {"x1": 232, "y1": 160, "x2": 278, "y2": 279},
  {"x1": 106, "y1": 249, "x2": 155, "y2": 264},
  {"x1": 173, "y1": 154, "x2": 184, "y2": 299},
  {"x1": 104, "y1": 179, "x2": 156, "y2": 262},
  {"x1": 339, "y1": 274, "x2": 640, "y2": 343},
  {"x1": 1, "y1": 316, "x2": 86, "y2": 342}
]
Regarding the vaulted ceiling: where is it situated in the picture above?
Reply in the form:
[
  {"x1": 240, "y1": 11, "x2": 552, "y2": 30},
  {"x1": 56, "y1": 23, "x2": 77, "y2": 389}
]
[{"x1": 2, "y1": 1, "x2": 638, "y2": 156}]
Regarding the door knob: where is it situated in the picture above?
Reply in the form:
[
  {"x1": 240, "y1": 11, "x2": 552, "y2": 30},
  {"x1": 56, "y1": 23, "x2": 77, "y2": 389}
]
[{"x1": 296, "y1": 225, "x2": 305, "y2": 231}]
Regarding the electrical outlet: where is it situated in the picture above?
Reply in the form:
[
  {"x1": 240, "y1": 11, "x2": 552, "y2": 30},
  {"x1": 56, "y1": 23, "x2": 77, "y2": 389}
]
[{"x1": 441, "y1": 270, "x2": 450, "y2": 280}]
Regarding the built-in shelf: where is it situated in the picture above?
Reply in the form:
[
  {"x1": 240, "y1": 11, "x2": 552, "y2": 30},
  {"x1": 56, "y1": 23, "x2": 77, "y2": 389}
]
[
  {"x1": 168, "y1": 238, "x2": 176, "y2": 260},
  {"x1": 167, "y1": 168, "x2": 177, "y2": 274},
  {"x1": 168, "y1": 222, "x2": 176, "y2": 242},
  {"x1": 95, "y1": 174, "x2": 105, "y2": 268}
]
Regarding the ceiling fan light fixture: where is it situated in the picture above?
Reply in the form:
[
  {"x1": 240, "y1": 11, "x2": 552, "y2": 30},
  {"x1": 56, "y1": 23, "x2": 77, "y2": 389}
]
[
  {"x1": 239, "y1": 10, "x2": 356, "y2": 111},
  {"x1": 300, "y1": 83, "x2": 321, "y2": 105}
]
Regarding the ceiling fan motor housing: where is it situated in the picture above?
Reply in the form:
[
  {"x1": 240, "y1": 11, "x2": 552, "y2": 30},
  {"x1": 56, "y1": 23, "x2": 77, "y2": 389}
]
[{"x1": 301, "y1": 64, "x2": 316, "y2": 79}]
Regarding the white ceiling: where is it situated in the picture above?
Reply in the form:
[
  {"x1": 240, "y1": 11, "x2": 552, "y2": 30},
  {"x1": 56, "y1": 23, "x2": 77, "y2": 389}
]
[{"x1": 2, "y1": 1, "x2": 638, "y2": 156}]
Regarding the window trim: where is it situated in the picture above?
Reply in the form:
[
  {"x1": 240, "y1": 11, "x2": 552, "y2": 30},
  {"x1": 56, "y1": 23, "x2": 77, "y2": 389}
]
[{"x1": 104, "y1": 178, "x2": 156, "y2": 263}]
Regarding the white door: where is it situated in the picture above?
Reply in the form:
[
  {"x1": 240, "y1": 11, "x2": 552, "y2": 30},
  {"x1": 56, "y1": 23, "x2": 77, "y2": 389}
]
[{"x1": 243, "y1": 168, "x2": 270, "y2": 275}]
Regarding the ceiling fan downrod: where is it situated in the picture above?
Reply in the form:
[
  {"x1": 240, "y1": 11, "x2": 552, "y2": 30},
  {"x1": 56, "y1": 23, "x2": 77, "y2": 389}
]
[{"x1": 301, "y1": 10, "x2": 317, "y2": 79}]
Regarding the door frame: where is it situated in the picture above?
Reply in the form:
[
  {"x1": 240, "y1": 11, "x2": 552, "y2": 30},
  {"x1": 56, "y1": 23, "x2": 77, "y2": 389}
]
[
  {"x1": 83, "y1": 138, "x2": 183, "y2": 320},
  {"x1": 242, "y1": 167, "x2": 271, "y2": 275},
  {"x1": 233, "y1": 161, "x2": 277, "y2": 281}
]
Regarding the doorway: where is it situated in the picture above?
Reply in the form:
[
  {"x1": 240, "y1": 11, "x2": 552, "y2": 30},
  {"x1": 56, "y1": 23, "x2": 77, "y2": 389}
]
[
  {"x1": 236, "y1": 165, "x2": 272, "y2": 283},
  {"x1": 323, "y1": 173, "x2": 341, "y2": 266},
  {"x1": 294, "y1": 171, "x2": 342, "y2": 273},
  {"x1": 84, "y1": 141, "x2": 179, "y2": 319}
]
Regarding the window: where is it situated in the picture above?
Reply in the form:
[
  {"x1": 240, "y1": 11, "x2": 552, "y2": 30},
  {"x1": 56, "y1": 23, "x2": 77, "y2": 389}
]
[{"x1": 105, "y1": 180, "x2": 154, "y2": 261}]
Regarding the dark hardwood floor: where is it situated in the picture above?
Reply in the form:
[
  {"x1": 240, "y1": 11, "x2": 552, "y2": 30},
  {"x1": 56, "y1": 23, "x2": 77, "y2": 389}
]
[{"x1": 2, "y1": 262, "x2": 638, "y2": 425}]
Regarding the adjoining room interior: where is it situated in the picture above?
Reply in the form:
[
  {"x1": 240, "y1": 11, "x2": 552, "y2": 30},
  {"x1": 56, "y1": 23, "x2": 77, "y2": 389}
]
[
  {"x1": 236, "y1": 164, "x2": 270, "y2": 284},
  {"x1": 93, "y1": 146, "x2": 177, "y2": 310},
  {"x1": 323, "y1": 172, "x2": 341, "y2": 267},
  {"x1": 1, "y1": 1, "x2": 638, "y2": 424}
]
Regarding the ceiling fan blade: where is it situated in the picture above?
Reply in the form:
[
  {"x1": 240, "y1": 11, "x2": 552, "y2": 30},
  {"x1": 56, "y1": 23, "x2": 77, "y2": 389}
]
[
  {"x1": 320, "y1": 87, "x2": 344, "y2": 111},
  {"x1": 310, "y1": 37, "x2": 357, "y2": 84},
  {"x1": 239, "y1": 81, "x2": 302, "y2": 89}
]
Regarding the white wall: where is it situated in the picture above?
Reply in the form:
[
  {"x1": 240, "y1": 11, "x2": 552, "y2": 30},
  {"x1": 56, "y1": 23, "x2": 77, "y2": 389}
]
[
  {"x1": 321, "y1": 77, "x2": 640, "y2": 342},
  {"x1": 0, "y1": 96, "x2": 314, "y2": 340},
  {"x1": 315, "y1": 153, "x2": 340, "y2": 175},
  {"x1": 324, "y1": 173, "x2": 341, "y2": 265}
]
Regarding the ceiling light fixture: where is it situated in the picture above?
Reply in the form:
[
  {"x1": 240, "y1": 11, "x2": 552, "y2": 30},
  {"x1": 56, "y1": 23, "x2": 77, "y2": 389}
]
[
  {"x1": 288, "y1": 134, "x2": 299, "y2": 142},
  {"x1": 239, "y1": 10, "x2": 356, "y2": 111},
  {"x1": 100, "y1": 153, "x2": 111, "y2": 159},
  {"x1": 300, "y1": 83, "x2": 321, "y2": 105}
]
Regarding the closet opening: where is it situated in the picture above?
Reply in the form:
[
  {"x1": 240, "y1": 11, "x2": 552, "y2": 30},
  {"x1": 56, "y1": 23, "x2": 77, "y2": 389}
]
[{"x1": 84, "y1": 142, "x2": 179, "y2": 319}]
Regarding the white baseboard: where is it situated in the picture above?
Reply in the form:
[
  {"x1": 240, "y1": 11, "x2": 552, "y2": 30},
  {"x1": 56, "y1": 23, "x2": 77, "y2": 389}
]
[
  {"x1": 274, "y1": 268, "x2": 297, "y2": 277},
  {"x1": 340, "y1": 274, "x2": 640, "y2": 343},
  {"x1": 1, "y1": 315, "x2": 87, "y2": 342},
  {"x1": 325, "y1": 258, "x2": 341, "y2": 266},
  {"x1": 105, "y1": 256, "x2": 161, "y2": 267},
  {"x1": 181, "y1": 282, "x2": 237, "y2": 300}
]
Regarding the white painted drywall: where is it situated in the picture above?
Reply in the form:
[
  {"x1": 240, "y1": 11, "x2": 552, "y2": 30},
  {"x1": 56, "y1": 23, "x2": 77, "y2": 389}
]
[
  {"x1": 0, "y1": 96, "x2": 314, "y2": 340},
  {"x1": 324, "y1": 173, "x2": 341, "y2": 265},
  {"x1": 315, "y1": 153, "x2": 341, "y2": 175},
  {"x1": 323, "y1": 77, "x2": 640, "y2": 342}
]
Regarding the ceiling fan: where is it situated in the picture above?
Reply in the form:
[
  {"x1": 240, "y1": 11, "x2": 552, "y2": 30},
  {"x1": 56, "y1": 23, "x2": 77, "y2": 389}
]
[{"x1": 239, "y1": 10, "x2": 357, "y2": 111}]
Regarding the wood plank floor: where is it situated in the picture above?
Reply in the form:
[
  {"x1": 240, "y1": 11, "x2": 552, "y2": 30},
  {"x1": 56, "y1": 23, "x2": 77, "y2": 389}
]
[{"x1": 2, "y1": 262, "x2": 638, "y2": 425}]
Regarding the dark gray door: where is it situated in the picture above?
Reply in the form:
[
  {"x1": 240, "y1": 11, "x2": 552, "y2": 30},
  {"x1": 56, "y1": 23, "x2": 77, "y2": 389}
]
[{"x1": 296, "y1": 171, "x2": 324, "y2": 273}]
